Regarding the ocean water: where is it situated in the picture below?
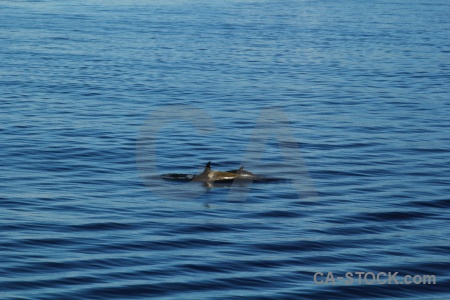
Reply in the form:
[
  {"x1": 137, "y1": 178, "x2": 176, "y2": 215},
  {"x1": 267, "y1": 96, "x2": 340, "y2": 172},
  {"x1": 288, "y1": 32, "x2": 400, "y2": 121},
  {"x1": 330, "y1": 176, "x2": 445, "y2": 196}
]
[{"x1": 1, "y1": 0, "x2": 450, "y2": 299}]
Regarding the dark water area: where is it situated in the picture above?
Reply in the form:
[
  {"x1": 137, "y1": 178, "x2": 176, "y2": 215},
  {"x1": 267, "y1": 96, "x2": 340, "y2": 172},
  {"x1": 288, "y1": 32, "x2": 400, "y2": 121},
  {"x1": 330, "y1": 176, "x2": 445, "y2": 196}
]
[{"x1": 1, "y1": 0, "x2": 450, "y2": 299}]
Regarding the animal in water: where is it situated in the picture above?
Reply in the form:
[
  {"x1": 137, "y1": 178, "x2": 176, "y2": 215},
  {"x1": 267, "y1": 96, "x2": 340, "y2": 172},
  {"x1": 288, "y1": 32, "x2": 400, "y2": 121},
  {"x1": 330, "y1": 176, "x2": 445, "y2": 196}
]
[
  {"x1": 192, "y1": 162, "x2": 257, "y2": 182},
  {"x1": 226, "y1": 166, "x2": 257, "y2": 179}
]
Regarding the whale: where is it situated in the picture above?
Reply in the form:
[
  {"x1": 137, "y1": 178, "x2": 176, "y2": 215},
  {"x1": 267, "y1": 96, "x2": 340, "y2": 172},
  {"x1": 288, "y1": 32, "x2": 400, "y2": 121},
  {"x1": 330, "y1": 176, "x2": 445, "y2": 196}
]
[{"x1": 192, "y1": 162, "x2": 256, "y2": 182}]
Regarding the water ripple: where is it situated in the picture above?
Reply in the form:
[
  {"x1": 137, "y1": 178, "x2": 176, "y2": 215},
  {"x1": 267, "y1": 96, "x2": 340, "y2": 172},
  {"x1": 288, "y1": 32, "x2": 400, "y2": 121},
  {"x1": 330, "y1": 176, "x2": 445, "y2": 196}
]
[{"x1": 1, "y1": 0, "x2": 450, "y2": 299}]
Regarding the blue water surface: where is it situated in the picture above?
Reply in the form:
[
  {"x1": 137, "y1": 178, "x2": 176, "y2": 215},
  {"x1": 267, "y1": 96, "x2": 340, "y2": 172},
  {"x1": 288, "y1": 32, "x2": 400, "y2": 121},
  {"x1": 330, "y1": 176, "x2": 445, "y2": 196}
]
[{"x1": 1, "y1": 0, "x2": 450, "y2": 299}]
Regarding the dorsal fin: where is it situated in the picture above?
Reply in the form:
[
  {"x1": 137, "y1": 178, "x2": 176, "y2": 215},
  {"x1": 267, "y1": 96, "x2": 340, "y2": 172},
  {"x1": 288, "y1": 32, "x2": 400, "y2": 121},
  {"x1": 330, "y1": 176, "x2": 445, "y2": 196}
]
[{"x1": 204, "y1": 161, "x2": 212, "y2": 172}]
